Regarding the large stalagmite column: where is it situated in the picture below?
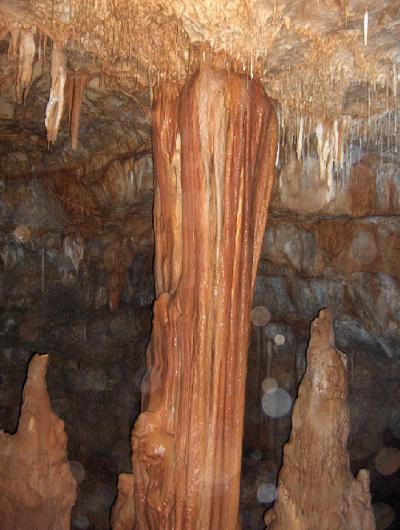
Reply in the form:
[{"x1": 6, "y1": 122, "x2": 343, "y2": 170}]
[
  {"x1": 265, "y1": 309, "x2": 375, "y2": 530},
  {"x1": 113, "y1": 64, "x2": 278, "y2": 530}
]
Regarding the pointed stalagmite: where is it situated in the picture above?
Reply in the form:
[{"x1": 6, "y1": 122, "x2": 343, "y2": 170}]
[
  {"x1": 0, "y1": 354, "x2": 77, "y2": 530},
  {"x1": 265, "y1": 309, "x2": 375, "y2": 530},
  {"x1": 45, "y1": 41, "x2": 66, "y2": 143},
  {"x1": 113, "y1": 63, "x2": 278, "y2": 530},
  {"x1": 15, "y1": 27, "x2": 36, "y2": 103}
]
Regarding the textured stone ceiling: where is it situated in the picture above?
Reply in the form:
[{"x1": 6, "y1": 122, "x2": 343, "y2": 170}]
[{"x1": 0, "y1": 0, "x2": 399, "y2": 157}]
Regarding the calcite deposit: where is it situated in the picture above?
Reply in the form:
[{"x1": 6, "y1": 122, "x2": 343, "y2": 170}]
[
  {"x1": 111, "y1": 473, "x2": 135, "y2": 530},
  {"x1": 113, "y1": 63, "x2": 278, "y2": 529},
  {"x1": 0, "y1": 354, "x2": 77, "y2": 529},
  {"x1": 0, "y1": 0, "x2": 398, "y2": 525},
  {"x1": 15, "y1": 27, "x2": 35, "y2": 104},
  {"x1": 45, "y1": 41, "x2": 66, "y2": 143},
  {"x1": 264, "y1": 308, "x2": 375, "y2": 530},
  {"x1": 66, "y1": 73, "x2": 87, "y2": 150}
]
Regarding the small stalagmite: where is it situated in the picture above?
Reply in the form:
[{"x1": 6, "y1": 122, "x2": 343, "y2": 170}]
[
  {"x1": 15, "y1": 27, "x2": 36, "y2": 103},
  {"x1": 111, "y1": 473, "x2": 135, "y2": 530},
  {"x1": 0, "y1": 354, "x2": 77, "y2": 530},
  {"x1": 265, "y1": 308, "x2": 375, "y2": 530},
  {"x1": 113, "y1": 63, "x2": 278, "y2": 530},
  {"x1": 45, "y1": 41, "x2": 66, "y2": 143}
]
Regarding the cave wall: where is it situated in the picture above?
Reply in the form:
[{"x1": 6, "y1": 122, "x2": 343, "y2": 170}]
[
  {"x1": 0, "y1": 174, "x2": 154, "y2": 529},
  {"x1": 241, "y1": 155, "x2": 400, "y2": 530},
  {"x1": 0, "y1": 54, "x2": 156, "y2": 528}
]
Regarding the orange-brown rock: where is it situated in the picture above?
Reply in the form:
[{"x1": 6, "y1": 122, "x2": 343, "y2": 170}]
[
  {"x1": 45, "y1": 41, "x2": 66, "y2": 144},
  {"x1": 0, "y1": 354, "x2": 77, "y2": 530},
  {"x1": 112, "y1": 63, "x2": 277, "y2": 530},
  {"x1": 15, "y1": 27, "x2": 35, "y2": 104},
  {"x1": 265, "y1": 309, "x2": 375, "y2": 530},
  {"x1": 66, "y1": 73, "x2": 87, "y2": 151},
  {"x1": 111, "y1": 473, "x2": 135, "y2": 530}
]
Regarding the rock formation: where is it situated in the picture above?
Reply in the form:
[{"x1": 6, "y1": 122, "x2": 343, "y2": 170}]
[
  {"x1": 15, "y1": 27, "x2": 36, "y2": 104},
  {"x1": 264, "y1": 308, "x2": 375, "y2": 530},
  {"x1": 45, "y1": 41, "x2": 66, "y2": 144},
  {"x1": 111, "y1": 473, "x2": 135, "y2": 530},
  {"x1": 112, "y1": 63, "x2": 278, "y2": 529},
  {"x1": 0, "y1": 354, "x2": 77, "y2": 530},
  {"x1": 66, "y1": 73, "x2": 87, "y2": 151}
]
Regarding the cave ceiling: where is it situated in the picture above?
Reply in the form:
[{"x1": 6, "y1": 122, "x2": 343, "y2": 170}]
[{"x1": 0, "y1": 0, "x2": 398, "y2": 136}]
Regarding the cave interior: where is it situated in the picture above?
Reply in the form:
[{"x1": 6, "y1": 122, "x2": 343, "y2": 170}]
[{"x1": 0, "y1": 0, "x2": 399, "y2": 528}]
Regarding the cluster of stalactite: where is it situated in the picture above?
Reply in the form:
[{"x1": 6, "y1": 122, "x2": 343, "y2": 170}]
[{"x1": 7, "y1": 24, "x2": 87, "y2": 150}]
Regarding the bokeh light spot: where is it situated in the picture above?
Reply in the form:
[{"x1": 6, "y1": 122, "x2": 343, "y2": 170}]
[
  {"x1": 251, "y1": 306, "x2": 271, "y2": 327},
  {"x1": 372, "y1": 502, "x2": 395, "y2": 529},
  {"x1": 375, "y1": 447, "x2": 400, "y2": 476},
  {"x1": 73, "y1": 515, "x2": 90, "y2": 530},
  {"x1": 257, "y1": 483, "x2": 276, "y2": 504},
  {"x1": 262, "y1": 377, "x2": 278, "y2": 394},
  {"x1": 262, "y1": 387, "x2": 292, "y2": 418},
  {"x1": 274, "y1": 334, "x2": 285, "y2": 346},
  {"x1": 251, "y1": 449, "x2": 262, "y2": 461}
]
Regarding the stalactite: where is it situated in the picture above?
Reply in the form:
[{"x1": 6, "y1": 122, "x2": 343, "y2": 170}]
[
  {"x1": 265, "y1": 309, "x2": 375, "y2": 530},
  {"x1": 315, "y1": 121, "x2": 331, "y2": 183},
  {"x1": 7, "y1": 22, "x2": 20, "y2": 60},
  {"x1": 112, "y1": 63, "x2": 278, "y2": 530},
  {"x1": 63, "y1": 232, "x2": 85, "y2": 272},
  {"x1": 363, "y1": 11, "x2": 369, "y2": 47},
  {"x1": 45, "y1": 41, "x2": 66, "y2": 143},
  {"x1": 66, "y1": 73, "x2": 87, "y2": 150},
  {"x1": 0, "y1": 354, "x2": 77, "y2": 529},
  {"x1": 15, "y1": 27, "x2": 36, "y2": 104},
  {"x1": 296, "y1": 116, "x2": 304, "y2": 160}
]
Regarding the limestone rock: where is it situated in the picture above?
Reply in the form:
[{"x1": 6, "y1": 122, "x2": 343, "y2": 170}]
[
  {"x1": 0, "y1": 353, "x2": 77, "y2": 530},
  {"x1": 264, "y1": 309, "x2": 375, "y2": 530},
  {"x1": 15, "y1": 27, "x2": 35, "y2": 104},
  {"x1": 111, "y1": 473, "x2": 135, "y2": 530},
  {"x1": 45, "y1": 42, "x2": 66, "y2": 144},
  {"x1": 113, "y1": 63, "x2": 278, "y2": 530}
]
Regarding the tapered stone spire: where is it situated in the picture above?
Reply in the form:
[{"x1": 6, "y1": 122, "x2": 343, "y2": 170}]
[
  {"x1": 0, "y1": 354, "x2": 77, "y2": 530},
  {"x1": 265, "y1": 309, "x2": 375, "y2": 530}
]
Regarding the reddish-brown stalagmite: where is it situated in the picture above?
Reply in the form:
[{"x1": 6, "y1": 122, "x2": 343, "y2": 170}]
[
  {"x1": 113, "y1": 64, "x2": 278, "y2": 529},
  {"x1": 265, "y1": 309, "x2": 375, "y2": 530},
  {"x1": 0, "y1": 354, "x2": 77, "y2": 530}
]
